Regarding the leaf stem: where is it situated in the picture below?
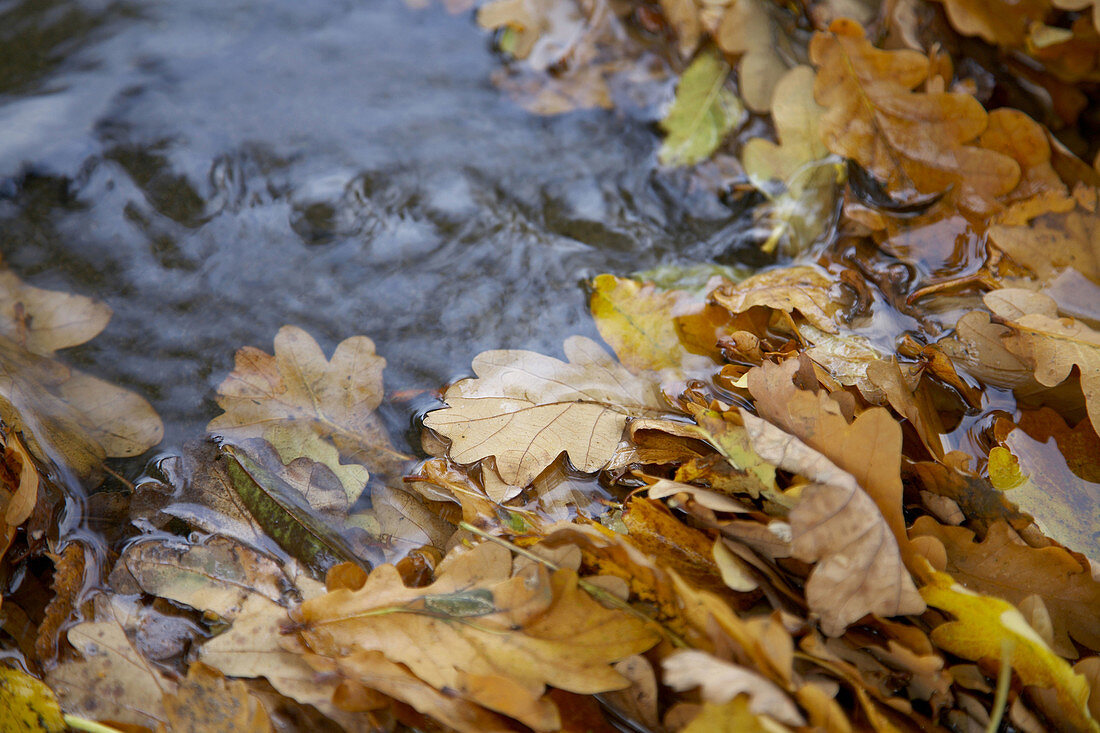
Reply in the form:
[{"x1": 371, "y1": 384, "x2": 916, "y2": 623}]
[
  {"x1": 458, "y1": 521, "x2": 688, "y2": 648},
  {"x1": 985, "y1": 638, "x2": 1014, "y2": 733},
  {"x1": 64, "y1": 715, "x2": 126, "y2": 733}
]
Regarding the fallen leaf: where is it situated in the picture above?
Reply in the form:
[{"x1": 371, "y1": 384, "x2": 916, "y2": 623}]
[
  {"x1": 423, "y1": 336, "x2": 667, "y2": 486},
  {"x1": 622, "y1": 496, "x2": 727, "y2": 594},
  {"x1": 716, "y1": 0, "x2": 790, "y2": 113},
  {"x1": 800, "y1": 324, "x2": 884, "y2": 399},
  {"x1": 0, "y1": 269, "x2": 111, "y2": 357},
  {"x1": 36, "y1": 543, "x2": 87, "y2": 662},
  {"x1": 0, "y1": 431, "x2": 38, "y2": 562},
  {"x1": 659, "y1": 0, "x2": 702, "y2": 58},
  {"x1": 658, "y1": 48, "x2": 745, "y2": 167},
  {"x1": 910, "y1": 518, "x2": 1100, "y2": 655},
  {"x1": 709, "y1": 265, "x2": 840, "y2": 333},
  {"x1": 0, "y1": 666, "x2": 66, "y2": 733},
  {"x1": 921, "y1": 569, "x2": 1099, "y2": 732},
  {"x1": 161, "y1": 661, "x2": 273, "y2": 732},
  {"x1": 984, "y1": 288, "x2": 1100, "y2": 434},
  {"x1": 741, "y1": 411, "x2": 925, "y2": 634},
  {"x1": 46, "y1": 609, "x2": 173, "y2": 728},
  {"x1": 663, "y1": 649, "x2": 806, "y2": 725},
  {"x1": 294, "y1": 541, "x2": 661, "y2": 727},
  {"x1": 741, "y1": 66, "x2": 842, "y2": 255},
  {"x1": 678, "y1": 697, "x2": 776, "y2": 733},
  {"x1": 811, "y1": 19, "x2": 1020, "y2": 217},
  {"x1": 207, "y1": 325, "x2": 405, "y2": 481},
  {"x1": 929, "y1": 0, "x2": 1049, "y2": 46},
  {"x1": 1052, "y1": 0, "x2": 1100, "y2": 34},
  {"x1": 989, "y1": 186, "x2": 1100, "y2": 286},
  {"x1": 108, "y1": 536, "x2": 292, "y2": 620}
]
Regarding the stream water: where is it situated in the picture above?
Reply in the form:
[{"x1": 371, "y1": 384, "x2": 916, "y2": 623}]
[{"x1": 0, "y1": 0, "x2": 753, "y2": 454}]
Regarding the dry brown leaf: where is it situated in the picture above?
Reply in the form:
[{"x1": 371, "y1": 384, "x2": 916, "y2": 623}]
[
  {"x1": 293, "y1": 541, "x2": 661, "y2": 728},
  {"x1": 746, "y1": 359, "x2": 913, "y2": 565},
  {"x1": 985, "y1": 289, "x2": 1100, "y2": 434},
  {"x1": 740, "y1": 411, "x2": 925, "y2": 634},
  {"x1": 161, "y1": 661, "x2": 273, "y2": 733},
  {"x1": 207, "y1": 325, "x2": 403, "y2": 479},
  {"x1": 663, "y1": 649, "x2": 806, "y2": 725},
  {"x1": 929, "y1": 0, "x2": 1049, "y2": 46},
  {"x1": 709, "y1": 266, "x2": 840, "y2": 333},
  {"x1": 910, "y1": 518, "x2": 1100, "y2": 656},
  {"x1": 811, "y1": 19, "x2": 1020, "y2": 217},
  {"x1": 423, "y1": 336, "x2": 667, "y2": 486},
  {"x1": 0, "y1": 431, "x2": 38, "y2": 563}
]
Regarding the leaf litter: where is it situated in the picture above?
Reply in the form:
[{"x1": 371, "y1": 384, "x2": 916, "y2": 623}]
[{"x1": 4, "y1": 0, "x2": 1100, "y2": 731}]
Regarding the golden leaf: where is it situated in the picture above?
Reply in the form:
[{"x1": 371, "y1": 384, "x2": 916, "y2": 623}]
[
  {"x1": 929, "y1": 0, "x2": 1049, "y2": 46},
  {"x1": 161, "y1": 662, "x2": 272, "y2": 733},
  {"x1": 989, "y1": 186, "x2": 1100, "y2": 286},
  {"x1": 811, "y1": 19, "x2": 1020, "y2": 217},
  {"x1": 709, "y1": 265, "x2": 839, "y2": 333},
  {"x1": 0, "y1": 666, "x2": 66, "y2": 733},
  {"x1": 423, "y1": 336, "x2": 667, "y2": 486}
]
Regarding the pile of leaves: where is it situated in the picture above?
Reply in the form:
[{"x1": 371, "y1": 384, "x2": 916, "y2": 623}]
[{"x1": 3, "y1": 0, "x2": 1100, "y2": 730}]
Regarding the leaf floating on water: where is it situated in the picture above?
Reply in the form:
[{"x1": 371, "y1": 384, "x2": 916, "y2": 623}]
[
  {"x1": 423, "y1": 336, "x2": 667, "y2": 486},
  {"x1": 709, "y1": 265, "x2": 840, "y2": 333},
  {"x1": 0, "y1": 269, "x2": 111, "y2": 358},
  {"x1": 658, "y1": 47, "x2": 745, "y2": 167}
]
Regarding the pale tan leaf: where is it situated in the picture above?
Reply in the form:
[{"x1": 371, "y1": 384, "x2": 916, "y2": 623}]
[
  {"x1": 424, "y1": 336, "x2": 666, "y2": 486},
  {"x1": 741, "y1": 411, "x2": 924, "y2": 634},
  {"x1": 710, "y1": 266, "x2": 839, "y2": 333},
  {"x1": 0, "y1": 269, "x2": 111, "y2": 356},
  {"x1": 663, "y1": 649, "x2": 805, "y2": 725},
  {"x1": 717, "y1": 0, "x2": 790, "y2": 113}
]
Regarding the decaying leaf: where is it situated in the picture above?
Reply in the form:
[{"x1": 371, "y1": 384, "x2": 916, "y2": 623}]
[
  {"x1": 811, "y1": 19, "x2": 1020, "y2": 217},
  {"x1": 716, "y1": 0, "x2": 790, "y2": 113},
  {"x1": 1, "y1": 431, "x2": 38, "y2": 563},
  {"x1": 741, "y1": 411, "x2": 925, "y2": 634},
  {"x1": 658, "y1": 48, "x2": 745, "y2": 167},
  {"x1": 929, "y1": 0, "x2": 1049, "y2": 46},
  {"x1": 985, "y1": 289, "x2": 1100, "y2": 434},
  {"x1": 161, "y1": 661, "x2": 273, "y2": 732},
  {"x1": 423, "y1": 336, "x2": 667, "y2": 486}
]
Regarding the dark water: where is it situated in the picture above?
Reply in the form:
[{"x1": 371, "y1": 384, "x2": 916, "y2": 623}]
[{"x1": 0, "y1": 0, "x2": 750, "y2": 451}]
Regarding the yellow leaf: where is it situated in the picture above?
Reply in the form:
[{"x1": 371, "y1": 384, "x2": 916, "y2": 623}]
[
  {"x1": 921, "y1": 569, "x2": 1099, "y2": 732},
  {"x1": 659, "y1": 48, "x2": 745, "y2": 167},
  {"x1": 681, "y1": 697, "x2": 778, "y2": 733},
  {"x1": 0, "y1": 666, "x2": 66, "y2": 733}
]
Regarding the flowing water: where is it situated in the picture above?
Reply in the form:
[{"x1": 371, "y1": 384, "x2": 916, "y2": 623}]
[{"x1": 0, "y1": 0, "x2": 755, "y2": 453}]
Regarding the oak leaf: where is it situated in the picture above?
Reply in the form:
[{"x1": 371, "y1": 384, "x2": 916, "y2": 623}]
[
  {"x1": 0, "y1": 269, "x2": 111, "y2": 357},
  {"x1": 207, "y1": 325, "x2": 404, "y2": 481},
  {"x1": 741, "y1": 66, "x2": 842, "y2": 255},
  {"x1": 910, "y1": 518, "x2": 1100, "y2": 655},
  {"x1": 658, "y1": 48, "x2": 745, "y2": 167},
  {"x1": 921, "y1": 569, "x2": 1099, "y2": 732},
  {"x1": 709, "y1": 265, "x2": 839, "y2": 333},
  {"x1": 929, "y1": 0, "x2": 1049, "y2": 46},
  {"x1": 161, "y1": 662, "x2": 272, "y2": 733},
  {"x1": 984, "y1": 289, "x2": 1100, "y2": 434},
  {"x1": 716, "y1": 0, "x2": 790, "y2": 113},
  {"x1": 1052, "y1": 0, "x2": 1100, "y2": 34},
  {"x1": 423, "y1": 336, "x2": 667, "y2": 486},
  {"x1": 741, "y1": 410, "x2": 924, "y2": 634},
  {"x1": 811, "y1": 19, "x2": 1020, "y2": 217},
  {"x1": 663, "y1": 649, "x2": 805, "y2": 725},
  {"x1": 293, "y1": 542, "x2": 660, "y2": 729}
]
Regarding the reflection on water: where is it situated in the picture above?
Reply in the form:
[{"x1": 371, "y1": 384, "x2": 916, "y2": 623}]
[{"x1": 0, "y1": 0, "x2": 752, "y2": 452}]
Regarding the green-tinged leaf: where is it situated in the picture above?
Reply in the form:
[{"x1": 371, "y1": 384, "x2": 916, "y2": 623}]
[
  {"x1": 0, "y1": 666, "x2": 66, "y2": 732},
  {"x1": 659, "y1": 48, "x2": 745, "y2": 167},
  {"x1": 220, "y1": 444, "x2": 369, "y2": 575}
]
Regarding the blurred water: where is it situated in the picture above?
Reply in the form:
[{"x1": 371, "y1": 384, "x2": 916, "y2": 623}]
[{"x1": 0, "y1": 0, "x2": 751, "y2": 450}]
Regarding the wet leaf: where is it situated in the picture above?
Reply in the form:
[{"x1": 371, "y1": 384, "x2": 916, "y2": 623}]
[
  {"x1": 221, "y1": 444, "x2": 370, "y2": 575},
  {"x1": 921, "y1": 569, "x2": 1099, "y2": 732},
  {"x1": 709, "y1": 265, "x2": 840, "y2": 333},
  {"x1": 658, "y1": 48, "x2": 745, "y2": 167},
  {"x1": 0, "y1": 666, "x2": 66, "y2": 733},
  {"x1": 0, "y1": 269, "x2": 111, "y2": 357},
  {"x1": 930, "y1": 0, "x2": 1049, "y2": 46},
  {"x1": 679, "y1": 697, "x2": 775, "y2": 733},
  {"x1": 985, "y1": 289, "x2": 1100, "y2": 434},
  {"x1": 1, "y1": 432, "x2": 38, "y2": 562},
  {"x1": 741, "y1": 66, "x2": 842, "y2": 255},
  {"x1": 109, "y1": 536, "x2": 292, "y2": 620},
  {"x1": 208, "y1": 325, "x2": 405, "y2": 481},
  {"x1": 663, "y1": 649, "x2": 806, "y2": 725},
  {"x1": 910, "y1": 518, "x2": 1100, "y2": 655},
  {"x1": 989, "y1": 186, "x2": 1100, "y2": 286},
  {"x1": 741, "y1": 411, "x2": 925, "y2": 634},
  {"x1": 811, "y1": 19, "x2": 1020, "y2": 217},
  {"x1": 46, "y1": 609, "x2": 173, "y2": 728},
  {"x1": 423, "y1": 336, "x2": 667, "y2": 486},
  {"x1": 1052, "y1": 0, "x2": 1100, "y2": 34},
  {"x1": 716, "y1": 0, "x2": 790, "y2": 113},
  {"x1": 161, "y1": 661, "x2": 273, "y2": 733}
]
